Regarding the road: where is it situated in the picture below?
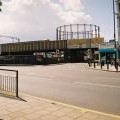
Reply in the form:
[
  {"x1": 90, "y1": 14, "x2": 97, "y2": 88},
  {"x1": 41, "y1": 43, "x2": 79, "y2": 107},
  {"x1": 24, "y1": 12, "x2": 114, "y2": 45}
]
[{"x1": 1, "y1": 63, "x2": 120, "y2": 116}]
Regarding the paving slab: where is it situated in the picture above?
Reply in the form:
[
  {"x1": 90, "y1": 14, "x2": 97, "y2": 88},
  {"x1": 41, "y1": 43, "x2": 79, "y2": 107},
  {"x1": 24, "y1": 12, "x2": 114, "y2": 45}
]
[
  {"x1": 0, "y1": 93, "x2": 120, "y2": 120},
  {"x1": 87, "y1": 64, "x2": 120, "y2": 72}
]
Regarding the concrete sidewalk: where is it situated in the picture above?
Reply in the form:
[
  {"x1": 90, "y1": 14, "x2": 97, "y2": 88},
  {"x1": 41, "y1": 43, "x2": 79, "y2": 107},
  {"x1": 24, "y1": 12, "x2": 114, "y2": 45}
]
[
  {"x1": 87, "y1": 64, "x2": 120, "y2": 72},
  {"x1": 0, "y1": 93, "x2": 120, "y2": 120}
]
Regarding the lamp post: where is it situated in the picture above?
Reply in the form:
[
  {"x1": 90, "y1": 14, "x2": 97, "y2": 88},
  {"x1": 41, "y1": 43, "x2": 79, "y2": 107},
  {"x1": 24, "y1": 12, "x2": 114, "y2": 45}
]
[
  {"x1": 113, "y1": 0, "x2": 118, "y2": 71},
  {"x1": 113, "y1": 0, "x2": 116, "y2": 47}
]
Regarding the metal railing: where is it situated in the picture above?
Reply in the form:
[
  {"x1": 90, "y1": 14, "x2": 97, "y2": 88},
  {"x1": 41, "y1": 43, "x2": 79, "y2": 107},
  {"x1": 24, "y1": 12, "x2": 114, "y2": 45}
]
[{"x1": 0, "y1": 69, "x2": 18, "y2": 97}]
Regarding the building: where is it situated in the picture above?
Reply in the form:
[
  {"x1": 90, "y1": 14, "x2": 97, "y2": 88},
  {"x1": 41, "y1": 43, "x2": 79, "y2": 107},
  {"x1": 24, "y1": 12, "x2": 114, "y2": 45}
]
[
  {"x1": 116, "y1": 0, "x2": 120, "y2": 45},
  {"x1": 0, "y1": 24, "x2": 104, "y2": 65}
]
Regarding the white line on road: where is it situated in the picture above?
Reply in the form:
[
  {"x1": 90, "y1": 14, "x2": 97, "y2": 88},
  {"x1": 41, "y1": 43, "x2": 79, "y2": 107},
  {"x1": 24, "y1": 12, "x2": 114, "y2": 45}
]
[{"x1": 75, "y1": 82, "x2": 120, "y2": 89}]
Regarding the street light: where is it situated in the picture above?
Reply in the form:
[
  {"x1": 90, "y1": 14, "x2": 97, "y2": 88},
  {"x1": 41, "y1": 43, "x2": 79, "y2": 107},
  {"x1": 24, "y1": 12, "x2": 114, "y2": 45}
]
[
  {"x1": 113, "y1": 0, "x2": 118, "y2": 71},
  {"x1": 113, "y1": 0, "x2": 116, "y2": 47}
]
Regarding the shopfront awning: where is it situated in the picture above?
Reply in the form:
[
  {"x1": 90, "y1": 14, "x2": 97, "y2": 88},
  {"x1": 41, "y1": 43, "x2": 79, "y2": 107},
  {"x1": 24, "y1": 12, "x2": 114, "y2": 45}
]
[{"x1": 99, "y1": 48, "x2": 117, "y2": 53}]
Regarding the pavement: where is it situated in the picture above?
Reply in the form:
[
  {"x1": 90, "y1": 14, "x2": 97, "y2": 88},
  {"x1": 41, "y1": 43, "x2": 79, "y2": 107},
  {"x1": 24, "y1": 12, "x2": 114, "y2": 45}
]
[
  {"x1": 0, "y1": 93, "x2": 120, "y2": 120},
  {"x1": 88, "y1": 63, "x2": 120, "y2": 72}
]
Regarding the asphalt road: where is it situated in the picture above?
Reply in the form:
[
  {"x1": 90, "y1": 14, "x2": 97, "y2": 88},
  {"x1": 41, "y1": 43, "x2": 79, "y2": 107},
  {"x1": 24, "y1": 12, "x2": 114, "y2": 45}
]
[{"x1": 1, "y1": 63, "x2": 120, "y2": 116}]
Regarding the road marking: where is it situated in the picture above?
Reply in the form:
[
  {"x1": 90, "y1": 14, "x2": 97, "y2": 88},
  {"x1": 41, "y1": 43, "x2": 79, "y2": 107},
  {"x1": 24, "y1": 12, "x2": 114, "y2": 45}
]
[
  {"x1": 20, "y1": 92, "x2": 120, "y2": 119},
  {"x1": 75, "y1": 82, "x2": 120, "y2": 89}
]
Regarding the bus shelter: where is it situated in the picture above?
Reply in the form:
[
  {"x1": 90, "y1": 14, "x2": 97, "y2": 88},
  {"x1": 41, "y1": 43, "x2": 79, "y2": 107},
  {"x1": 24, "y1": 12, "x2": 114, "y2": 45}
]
[
  {"x1": 99, "y1": 48, "x2": 116, "y2": 65},
  {"x1": 99, "y1": 46, "x2": 120, "y2": 66}
]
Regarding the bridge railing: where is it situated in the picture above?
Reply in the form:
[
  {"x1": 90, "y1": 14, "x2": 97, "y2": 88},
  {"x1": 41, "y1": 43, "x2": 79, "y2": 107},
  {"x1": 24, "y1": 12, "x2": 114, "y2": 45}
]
[{"x1": 0, "y1": 69, "x2": 18, "y2": 97}]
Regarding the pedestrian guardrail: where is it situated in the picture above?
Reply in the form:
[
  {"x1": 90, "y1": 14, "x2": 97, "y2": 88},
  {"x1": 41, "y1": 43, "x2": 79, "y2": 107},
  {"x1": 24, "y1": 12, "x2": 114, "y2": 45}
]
[{"x1": 0, "y1": 69, "x2": 18, "y2": 97}]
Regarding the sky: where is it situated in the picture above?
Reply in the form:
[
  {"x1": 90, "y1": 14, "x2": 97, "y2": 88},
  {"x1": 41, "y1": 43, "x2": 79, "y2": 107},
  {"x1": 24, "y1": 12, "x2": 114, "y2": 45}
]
[{"x1": 0, "y1": 0, "x2": 115, "y2": 43}]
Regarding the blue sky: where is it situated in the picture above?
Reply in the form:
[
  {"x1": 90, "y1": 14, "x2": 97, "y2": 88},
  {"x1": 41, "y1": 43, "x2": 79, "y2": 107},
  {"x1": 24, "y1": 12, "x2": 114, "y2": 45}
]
[
  {"x1": 83, "y1": 0, "x2": 114, "y2": 41},
  {"x1": 0, "y1": 0, "x2": 116, "y2": 43}
]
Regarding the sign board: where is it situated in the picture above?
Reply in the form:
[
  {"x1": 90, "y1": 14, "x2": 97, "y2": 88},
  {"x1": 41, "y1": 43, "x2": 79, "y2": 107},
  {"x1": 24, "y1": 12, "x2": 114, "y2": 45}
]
[
  {"x1": 99, "y1": 44, "x2": 115, "y2": 49},
  {"x1": 33, "y1": 52, "x2": 43, "y2": 56},
  {"x1": 99, "y1": 48, "x2": 116, "y2": 53},
  {"x1": 67, "y1": 45, "x2": 80, "y2": 49}
]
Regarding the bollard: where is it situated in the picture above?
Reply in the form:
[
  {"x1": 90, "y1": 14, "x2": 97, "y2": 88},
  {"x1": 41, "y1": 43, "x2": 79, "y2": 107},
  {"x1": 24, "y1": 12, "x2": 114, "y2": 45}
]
[
  {"x1": 88, "y1": 60, "x2": 91, "y2": 67},
  {"x1": 115, "y1": 63, "x2": 118, "y2": 72},
  {"x1": 101, "y1": 63, "x2": 102, "y2": 69},
  {"x1": 16, "y1": 70, "x2": 18, "y2": 97},
  {"x1": 101, "y1": 61, "x2": 103, "y2": 69},
  {"x1": 88, "y1": 62, "x2": 90, "y2": 67},
  {"x1": 94, "y1": 62, "x2": 96, "y2": 68},
  {"x1": 107, "y1": 63, "x2": 109, "y2": 70}
]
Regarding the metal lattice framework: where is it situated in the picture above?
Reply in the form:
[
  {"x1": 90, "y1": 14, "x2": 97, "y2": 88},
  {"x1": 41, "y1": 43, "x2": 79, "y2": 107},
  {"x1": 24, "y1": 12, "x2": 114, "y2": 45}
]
[
  {"x1": 0, "y1": 35, "x2": 20, "y2": 43},
  {"x1": 56, "y1": 24, "x2": 100, "y2": 40}
]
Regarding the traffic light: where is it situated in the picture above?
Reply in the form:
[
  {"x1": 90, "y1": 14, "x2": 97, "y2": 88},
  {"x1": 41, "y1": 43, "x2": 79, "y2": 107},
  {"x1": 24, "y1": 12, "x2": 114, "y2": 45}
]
[{"x1": 0, "y1": 1, "x2": 2, "y2": 12}]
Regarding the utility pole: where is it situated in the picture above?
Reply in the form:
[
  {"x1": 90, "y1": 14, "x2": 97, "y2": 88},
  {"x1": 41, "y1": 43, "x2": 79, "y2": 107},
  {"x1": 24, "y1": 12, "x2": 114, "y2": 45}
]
[
  {"x1": 113, "y1": 0, "x2": 116, "y2": 48},
  {"x1": 0, "y1": 1, "x2": 2, "y2": 55},
  {"x1": 113, "y1": 0, "x2": 118, "y2": 71}
]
